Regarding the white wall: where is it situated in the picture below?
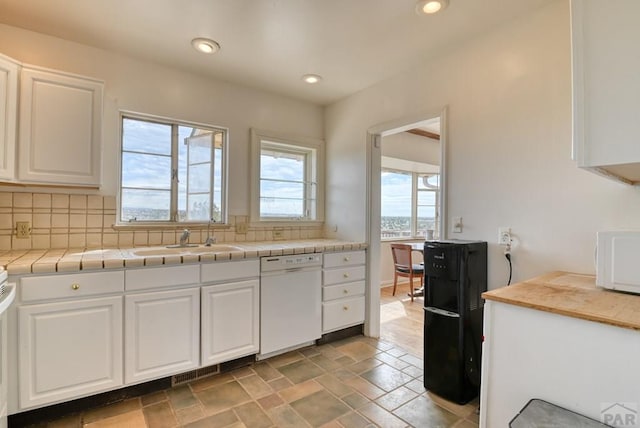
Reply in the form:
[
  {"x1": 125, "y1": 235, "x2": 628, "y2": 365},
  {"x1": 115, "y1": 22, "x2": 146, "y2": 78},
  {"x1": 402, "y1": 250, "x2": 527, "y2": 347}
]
[
  {"x1": 0, "y1": 24, "x2": 324, "y2": 216},
  {"x1": 326, "y1": 0, "x2": 640, "y2": 289}
]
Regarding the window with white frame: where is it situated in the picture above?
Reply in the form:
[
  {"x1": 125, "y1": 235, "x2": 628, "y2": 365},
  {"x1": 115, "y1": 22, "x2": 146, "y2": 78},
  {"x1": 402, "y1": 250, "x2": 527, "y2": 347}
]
[
  {"x1": 120, "y1": 114, "x2": 227, "y2": 224},
  {"x1": 381, "y1": 168, "x2": 440, "y2": 239},
  {"x1": 251, "y1": 130, "x2": 323, "y2": 222}
]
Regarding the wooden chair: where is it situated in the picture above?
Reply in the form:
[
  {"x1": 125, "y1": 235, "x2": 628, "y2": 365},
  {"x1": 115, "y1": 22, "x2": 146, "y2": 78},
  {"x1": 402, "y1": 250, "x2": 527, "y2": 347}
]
[{"x1": 390, "y1": 243, "x2": 424, "y2": 302}]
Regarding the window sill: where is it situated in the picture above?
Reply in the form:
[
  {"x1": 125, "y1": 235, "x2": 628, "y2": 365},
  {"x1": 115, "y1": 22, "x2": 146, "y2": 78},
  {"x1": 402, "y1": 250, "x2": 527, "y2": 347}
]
[{"x1": 112, "y1": 222, "x2": 232, "y2": 231}]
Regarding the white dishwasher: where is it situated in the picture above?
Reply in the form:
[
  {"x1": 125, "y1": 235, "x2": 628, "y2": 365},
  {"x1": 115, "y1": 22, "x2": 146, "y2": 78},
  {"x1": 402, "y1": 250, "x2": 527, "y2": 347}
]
[{"x1": 259, "y1": 254, "x2": 322, "y2": 359}]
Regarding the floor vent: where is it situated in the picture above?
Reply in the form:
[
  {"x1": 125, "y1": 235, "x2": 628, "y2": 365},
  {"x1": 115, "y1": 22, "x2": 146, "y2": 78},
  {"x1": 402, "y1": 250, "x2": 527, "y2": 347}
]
[{"x1": 171, "y1": 365, "x2": 220, "y2": 387}]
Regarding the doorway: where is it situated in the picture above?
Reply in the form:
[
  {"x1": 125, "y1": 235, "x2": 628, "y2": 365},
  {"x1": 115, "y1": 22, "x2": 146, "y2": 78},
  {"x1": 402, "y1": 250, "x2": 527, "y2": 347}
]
[{"x1": 364, "y1": 108, "x2": 447, "y2": 353}]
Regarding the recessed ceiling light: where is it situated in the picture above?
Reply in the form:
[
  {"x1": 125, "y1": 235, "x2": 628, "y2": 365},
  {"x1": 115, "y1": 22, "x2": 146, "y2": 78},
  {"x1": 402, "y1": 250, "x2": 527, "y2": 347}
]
[
  {"x1": 416, "y1": 0, "x2": 449, "y2": 15},
  {"x1": 191, "y1": 38, "x2": 220, "y2": 54},
  {"x1": 302, "y1": 74, "x2": 322, "y2": 84}
]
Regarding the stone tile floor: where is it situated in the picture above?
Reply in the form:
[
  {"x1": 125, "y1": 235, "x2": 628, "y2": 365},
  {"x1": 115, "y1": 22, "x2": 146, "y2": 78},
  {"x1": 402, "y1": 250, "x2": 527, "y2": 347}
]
[{"x1": 35, "y1": 336, "x2": 479, "y2": 427}]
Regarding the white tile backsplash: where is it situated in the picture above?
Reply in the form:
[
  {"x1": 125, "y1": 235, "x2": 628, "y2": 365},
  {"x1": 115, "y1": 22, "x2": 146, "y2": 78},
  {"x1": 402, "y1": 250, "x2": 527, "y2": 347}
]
[{"x1": 0, "y1": 191, "x2": 324, "y2": 250}]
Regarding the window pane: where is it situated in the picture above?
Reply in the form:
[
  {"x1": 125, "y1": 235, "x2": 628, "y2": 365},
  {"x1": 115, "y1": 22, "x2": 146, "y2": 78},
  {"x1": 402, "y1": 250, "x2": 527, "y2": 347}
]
[
  {"x1": 417, "y1": 190, "x2": 436, "y2": 205},
  {"x1": 260, "y1": 180, "x2": 304, "y2": 199},
  {"x1": 260, "y1": 151, "x2": 305, "y2": 181},
  {"x1": 121, "y1": 189, "x2": 170, "y2": 221},
  {"x1": 122, "y1": 118, "x2": 171, "y2": 155},
  {"x1": 185, "y1": 193, "x2": 210, "y2": 222},
  {"x1": 122, "y1": 152, "x2": 171, "y2": 189},
  {"x1": 381, "y1": 171, "x2": 411, "y2": 238},
  {"x1": 260, "y1": 197, "x2": 304, "y2": 218},
  {"x1": 188, "y1": 163, "x2": 211, "y2": 193},
  {"x1": 418, "y1": 174, "x2": 440, "y2": 189},
  {"x1": 213, "y1": 146, "x2": 223, "y2": 222},
  {"x1": 178, "y1": 127, "x2": 216, "y2": 221}
]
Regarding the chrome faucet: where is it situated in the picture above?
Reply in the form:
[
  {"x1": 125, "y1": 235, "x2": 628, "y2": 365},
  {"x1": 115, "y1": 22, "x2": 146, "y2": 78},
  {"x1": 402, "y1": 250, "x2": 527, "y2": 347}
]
[
  {"x1": 179, "y1": 229, "x2": 191, "y2": 246},
  {"x1": 204, "y1": 219, "x2": 217, "y2": 246}
]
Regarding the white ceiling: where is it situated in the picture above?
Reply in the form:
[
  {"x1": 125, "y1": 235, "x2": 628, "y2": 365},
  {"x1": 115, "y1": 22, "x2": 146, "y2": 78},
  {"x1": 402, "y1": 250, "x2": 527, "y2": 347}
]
[{"x1": 0, "y1": 0, "x2": 557, "y2": 105}]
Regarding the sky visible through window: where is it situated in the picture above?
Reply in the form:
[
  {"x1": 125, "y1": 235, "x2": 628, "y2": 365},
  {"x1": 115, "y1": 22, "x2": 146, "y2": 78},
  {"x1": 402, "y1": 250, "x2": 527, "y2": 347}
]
[
  {"x1": 121, "y1": 118, "x2": 223, "y2": 222},
  {"x1": 260, "y1": 148, "x2": 307, "y2": 218},
  {"x1": 381, "y1": 170, "x2": 438, "y2": 238}
]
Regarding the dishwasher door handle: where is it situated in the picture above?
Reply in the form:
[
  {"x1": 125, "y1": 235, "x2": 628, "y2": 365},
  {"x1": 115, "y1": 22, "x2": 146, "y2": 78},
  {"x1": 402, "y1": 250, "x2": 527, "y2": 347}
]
[{"x1": 285, "y1": 267, "x2": 305, "y2": 273}]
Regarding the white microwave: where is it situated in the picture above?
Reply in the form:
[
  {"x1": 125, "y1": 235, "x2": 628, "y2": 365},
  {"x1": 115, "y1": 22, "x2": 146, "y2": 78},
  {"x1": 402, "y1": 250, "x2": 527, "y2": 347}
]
[{"x1": 597, "y1": 231, "x2": 640, "y2": 294}]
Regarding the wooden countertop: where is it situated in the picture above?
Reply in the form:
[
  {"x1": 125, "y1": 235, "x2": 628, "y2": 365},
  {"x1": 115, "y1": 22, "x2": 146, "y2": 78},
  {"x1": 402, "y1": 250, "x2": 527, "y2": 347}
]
[
  {"x1": 482, "y1": 271, "x2": 640, "y2": 331},
  {"x1": 0, "y1": 239, "x2": 367, "y2": 275}
]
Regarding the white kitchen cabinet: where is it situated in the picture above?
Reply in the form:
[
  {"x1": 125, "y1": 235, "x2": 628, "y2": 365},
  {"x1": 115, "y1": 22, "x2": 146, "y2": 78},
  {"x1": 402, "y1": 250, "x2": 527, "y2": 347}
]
[
  {"x1": 322, "y1": 250, "x2": 366, "y2": 333},
  {"x1": 0, "y1": 54, "x2": 19, "y2": 182},
  {"x1": 201, "y1": 279, "x2": 259, "y2": 366},
  {"x1": 18, "y1": 296, "x2": 123, "y2": 409},
  {"x1": 571, "y1": 0, "x2": 640, "y2": 185},
  {"x1": 124, "y1": 287, "x2": 200, "y2": 384},
  {"x1": 18, "y1": 66, "x2": 103, "y2": 186}
]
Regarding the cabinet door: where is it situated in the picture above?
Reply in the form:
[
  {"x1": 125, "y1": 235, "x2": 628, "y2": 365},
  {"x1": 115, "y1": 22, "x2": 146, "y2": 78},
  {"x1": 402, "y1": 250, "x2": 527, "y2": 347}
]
[
  {"x1": 0, "y1": 54, "x2": 19, "y2": 181},
  {"x1": 18, "y1": 296, "x2": 123, "y2": 410},
  {"x1": 125, "y1": 288, "x2": 200, "y2": 384},
  {"x1": 201, "y1": 279, "x2": 259, "y2": 366},
  {"x1": 572, "y1": 0, "x2": 640, "y2": 183},
  {"x1": 18, "y1": 66, "x2": 103, "y2": 186}
]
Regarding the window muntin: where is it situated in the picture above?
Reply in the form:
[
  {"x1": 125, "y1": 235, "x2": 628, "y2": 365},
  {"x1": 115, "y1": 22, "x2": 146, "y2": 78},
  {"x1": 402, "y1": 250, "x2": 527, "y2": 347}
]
[
  {"x1": 251, "y1": 130, "x2": 323, "y2": 224},
  {"x1": 259, "y1": 141, "x2": 316, "y2": 219},
  {"x1": 381, "y1": 168, "x2": 440, "y2": 239},
  {"x1": 120, "y1": 115, "x2": 226, "y2": 224}
]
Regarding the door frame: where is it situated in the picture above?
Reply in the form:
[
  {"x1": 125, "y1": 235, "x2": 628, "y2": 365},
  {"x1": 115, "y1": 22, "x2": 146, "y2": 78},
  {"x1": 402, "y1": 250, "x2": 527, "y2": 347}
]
[{"x1": 364, "y1": 106, "x2": 448, "y2": 338}]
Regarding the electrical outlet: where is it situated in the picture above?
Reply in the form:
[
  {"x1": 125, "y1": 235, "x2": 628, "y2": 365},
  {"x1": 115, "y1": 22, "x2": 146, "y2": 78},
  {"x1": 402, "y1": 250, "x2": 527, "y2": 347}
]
[
  {"x1": 273, "y1": 229, "x2": 284, "y2": 239},
  {"x1": 16, "y1": 221, "x2": 31, "y2": 239},
  {"x1": 236, "y1": 223, "x2": 248, "y2": 234},
  {"x1": 452, "y1": 217, "x2": 463, "y2": 233},
  {"x1": 498, "y1": 227, "x2": 511, "y2": 245}
]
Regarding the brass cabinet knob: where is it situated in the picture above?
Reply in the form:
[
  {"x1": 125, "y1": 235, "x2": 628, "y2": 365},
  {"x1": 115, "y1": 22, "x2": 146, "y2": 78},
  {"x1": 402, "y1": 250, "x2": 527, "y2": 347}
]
[
  {"x1": 71, "y1": 284, "x2": 80, "y2": 290},
  {"x1": 343, "y1": 273, "x2": 349, "y2": 278},
  {"x1": 343, "y1": 289, "x2": 349, "y2": 294},
  {"x1": 343, "y1": 306, "x2": 349, "y2": 311},
  {"x1": 343, "y1": 257, "x2": 350, "y2": 262}
]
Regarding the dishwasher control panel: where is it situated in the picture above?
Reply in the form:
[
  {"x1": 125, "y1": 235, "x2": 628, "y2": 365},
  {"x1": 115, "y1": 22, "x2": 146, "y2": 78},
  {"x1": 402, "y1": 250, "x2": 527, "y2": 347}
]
[{"x1": 261, "y1": 253, "x2": 323, "y2": 272}]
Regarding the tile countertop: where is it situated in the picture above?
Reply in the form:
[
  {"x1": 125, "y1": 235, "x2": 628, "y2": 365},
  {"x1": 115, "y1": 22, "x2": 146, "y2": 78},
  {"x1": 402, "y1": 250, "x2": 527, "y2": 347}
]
[
  {"x1": 0, "y1": 239, "x2": 367, "y2": 275},
  {"x1": 482, "y1": 271, "x2": 640, "y2": 331}
]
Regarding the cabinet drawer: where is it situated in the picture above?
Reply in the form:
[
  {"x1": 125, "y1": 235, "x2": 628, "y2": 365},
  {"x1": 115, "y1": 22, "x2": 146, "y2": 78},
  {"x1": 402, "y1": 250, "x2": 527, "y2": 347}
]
[
  {"x1": 126, "y1": 265, "x2": 199, "y2": 291},
  {"x1": 322, "y1": 296, "x2": 365, "y2": 333},
  {"x1": 323, "y1": 281, "x2": 365, "y2": 302},
  {"x1": 323, "y1": 266, "x2": 365, "y2": 286},
  {"x1": 21, "y1": 271, "x2": 124, "y2": 302},
  {"x1": 323, "y1": 251, "x2": 365, "y2": 268},
  {"x1": 201, "y1": 259, "x2": 259, "y2": 283}
]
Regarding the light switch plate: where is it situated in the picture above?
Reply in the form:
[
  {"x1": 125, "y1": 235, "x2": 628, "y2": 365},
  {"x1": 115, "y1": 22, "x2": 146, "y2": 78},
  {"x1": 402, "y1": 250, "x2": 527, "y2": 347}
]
[{"x1": 452, "y1": 217, "x2": 463, "y2": 233}]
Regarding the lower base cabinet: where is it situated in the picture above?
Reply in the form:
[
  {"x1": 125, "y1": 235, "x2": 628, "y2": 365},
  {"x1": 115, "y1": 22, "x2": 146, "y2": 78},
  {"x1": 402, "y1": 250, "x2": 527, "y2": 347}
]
[
  {"x1": 18, "y1": 296, "x2": 123, "y2": 409},
  {"x1": 201, "y1": 279, "x2": 259, "y2": 366},
  {"x1": 124, "y1": 288, "x2": 200, "y2": 384}
]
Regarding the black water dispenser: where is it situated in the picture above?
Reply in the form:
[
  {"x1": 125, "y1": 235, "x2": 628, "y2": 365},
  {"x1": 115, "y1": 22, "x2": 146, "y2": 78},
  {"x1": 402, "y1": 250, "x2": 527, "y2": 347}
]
[{"x1": 423, "y1": 240, "x2": 487, "y2": 404}]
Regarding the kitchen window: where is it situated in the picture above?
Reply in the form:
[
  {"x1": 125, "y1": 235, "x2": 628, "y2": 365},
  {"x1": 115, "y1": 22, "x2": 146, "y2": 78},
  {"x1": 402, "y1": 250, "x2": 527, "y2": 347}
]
[
  {"x1": 381, "y1": 168, "x2": 439, "y2": 239},
  {"x1": 250, "y1": 129, "x2": 324, "y2": 223},
  {"x1": 119, "y1": 113, "x2": 227, "y2": 224}
]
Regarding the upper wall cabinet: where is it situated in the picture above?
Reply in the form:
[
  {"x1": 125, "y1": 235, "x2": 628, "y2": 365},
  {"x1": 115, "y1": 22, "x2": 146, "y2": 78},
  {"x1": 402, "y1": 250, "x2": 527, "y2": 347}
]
[
  {"x1": 571, "y1": 0, "x2": 640, "y2": 185},
  {"x1": 0, "y1": 54, "x2": 19, "y2": 181},
  {"x1": 18, "y1": 66, "x2": 103, "y2": 186}
]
